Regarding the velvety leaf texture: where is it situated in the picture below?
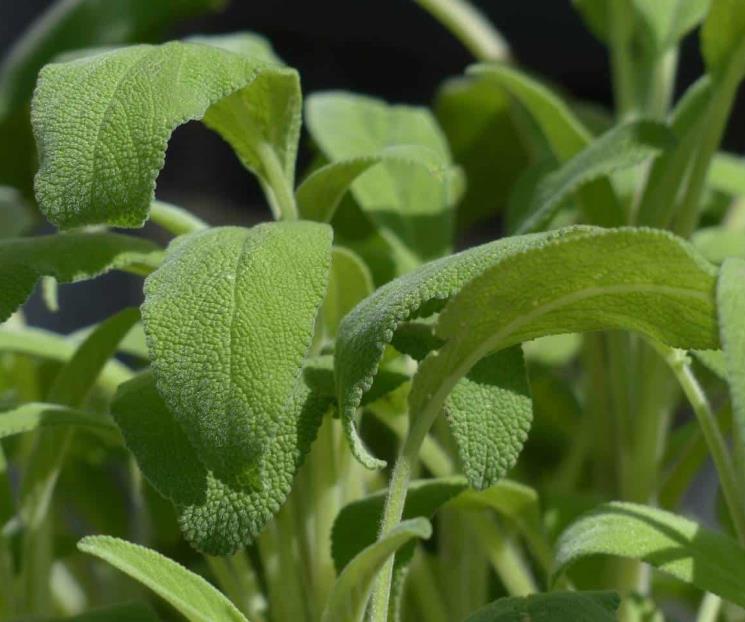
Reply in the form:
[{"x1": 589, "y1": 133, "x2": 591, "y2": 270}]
[
  {"x1": 32, "y1": 39, "x2": 300, "y2": 228},
  {"x1": 0, "y1": 232, "x2": 161, "y2": 322},
  {"x1": 78, "y1": 536, "x2": 248, "y2": 622},
  {"x1": 465, "y1": 591, "x2": 620, "y2": 622},
  {"x1": 320, "y1": 246, "x2": 374, "y2": 339},
  {"x1": 141, "y1": 223, "x2": 331, "y2": 484},
  {"x1": 555, "y1": 501, "x2": 745, "y2": 608},
  {"x1": 112, "y1": 371, "x2": 333, "y2": 555}
]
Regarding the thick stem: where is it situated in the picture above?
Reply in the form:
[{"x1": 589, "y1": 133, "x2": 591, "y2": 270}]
[
  {"x1": 414, "y1": 0, "x2": 510, "y2": 62},
  {"x1": 150, "y1": 200, "x2": 208, "y2": 236}
]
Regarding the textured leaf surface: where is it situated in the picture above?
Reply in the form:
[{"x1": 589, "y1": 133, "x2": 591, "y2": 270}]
[
  {"x1": 305, "y1": 91, "x2": 457, "y2": 261},
  {"x1": 32, "y1": 39, "x2": 300, "y2": 228},
  {"x1": 717, "y1": 258, "x2": 745, "y2": 463},
  {"x1": 319, "y1": 246, "x2": 374, "y2": 339},
  {"x1": 321, "y1": 518, "x2": 431, "y2": 622},
  {"x1": 515, "y1": 120, "x2": 674, "y2": 233},
  {"x1": 335, "y1": 231, "x2": 546, "y2": 468},
  {"x1": 409, "y1": 228, "x2": 719, "y2": 446},
  {"x1": 555, "y1": 501, "x2": 745, "y2": 607},
  {"x1": 0, "y1": 232, "x2": 161, "y2": 322},
  {"x1": 112, "y1": 371, "x2": 332, "y2": 555},
  {"x1": 701, "y1": 0, "x2": 745, "y2": 77},
  {"x1": 445, "y1": 347, "x2": 532, "y2": 489},
  {"x1": 0, "y1": 402, "x2": 116, "y2": 440},
  {"x1": 465, "y1": 591, "x2": 620, "y2": 622},
  {"x1": 78, "y1": 536, "x2": 248, "y2": 622},
  {"x1": 142, "y1": 223, "x2": 331, "y2": 482}
]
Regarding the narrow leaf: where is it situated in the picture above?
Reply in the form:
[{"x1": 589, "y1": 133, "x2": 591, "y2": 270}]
[
  {"x1": 701, "y1": 0, "x2": 745, "y2": 77},
  {"x1": 0, "y1": 403, "x2": 116, "y2": 440},
  {"x1": 319, "y1": 246, "x2": 374, "y2": 339},
  {"x1": 555, "y1": 501, "x2": 745, "y2": 608},
  {"x1": 321, "y1": 518, "x2": 432, "y2": 622},
  {"x1": 0, "y1": 232, "x2": 161, "y2": 322},
  {"x1": 77, "y1": 536, "x2": 248, "y2": 622},
  {"x1": 465, "y1": 591, "x2": 620, "y2": 622},
  {"x1": 142, "y1": 223, "x2": 331, "y2": 482}
]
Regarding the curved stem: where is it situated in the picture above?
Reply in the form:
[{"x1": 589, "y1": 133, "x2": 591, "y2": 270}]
[
  {"x1": 150, "y1": 200, "x2": 208, "y2": 236},
  {"x1": 414, "y1": 0, "x2": 510, "y2": 62},
  {"x1": 256, "y1": 142, "x2": 298, "y2": 221}
]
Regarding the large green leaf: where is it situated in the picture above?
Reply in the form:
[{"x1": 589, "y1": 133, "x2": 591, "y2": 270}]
[
  {"x1": 142, "y1": 223, "x2": 331, "y2": 483},
  {"x1": 466, "y1": 591, "x2": 620, "y2": 622},
  {"x1": 0, "y1": 402, "x2": 116, "y2": 440},
  {"x1": 408, "y1": 228, "x2": 719, "y2": 455},
  {"x1": 514, "y1": 120, "x2": 674, "y2": 233},
  {"x1": 321, "y1": 518, "x2": 431, "y2": 622},
  {"x1": 555, "y1": 501, "x2": 745, "y2": 608},
  {"x1": 112, "y1": 371, "x2": 332, "y2": 555},
  {"x1": 305, "y1": 91, "x2": 459, "y2": 262},
  {"x1": 78, "y1": 536, "x2": 248, "y2": 622},
  {"x1": 0, "y1": 232, "x2": 161, "y2": 322},
  {"x1": 32, "y1": 38, "x2": 301, "y2": 228},
  {"x1": 701, "y1": 0, "x2": 745, "y2": 78}
]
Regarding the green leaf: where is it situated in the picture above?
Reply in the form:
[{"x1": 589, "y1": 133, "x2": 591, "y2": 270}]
[
  {"x1": 297, "y1": 145, "x2": 451, "y2": 224},
  {"x1": 555, "y1": 501, "x2": 745, "y2": 608},
  {"x1": 319, "y1": 246, "x2": 374, "y2": 339},
  {"x1": 469, "y1": 63, "x2": 624, "y2": 227},
  {"x1": 465, "y1": 591, "x2": 620, "y2": 622},
  {"x1": 445, "y1": 347, "x2": 532, "y2": 490},
  {"x1": 0, "y1": 232, "x2": 161, "y2": 322},
  {"x1": 692, "y1": 227, "x2": 745, "y2": 264},
  {"x1": 701, "y1": 0, "x2": 745, "y2": 78},
  {"x1": 0, "y1": 0, "x2": 225, "y2": 119},
  {"x1": 112, "y1": 371, "x2": 332, "y2": 555},
  {"x1": 717, "y1": 258, "x2": 745, "y2": 466},
  {"x1": 0, "y1": 186, "x2": 33, "y2": 238},
  {"x1": 332, "y1": 477, "x2": 468, "y2": 572},
  {"x1": 77, "y1": 535, "x2": 248, "y2": 622},
  {"x1": 515, "y1": 120, "x2": 674, "y2": 234},
  {"x1": 0, "y1": 402, "x2": 116, "y2": 440},
  {"x1": 186, "y1": 32, "x2": 282, "y2": 65},
  {"x1": 63, "y1": 601, "x2": 160, "y2": 621},
  {"x1": 142, "y1": 223, "x2": 331, "y2": 483},
  {"x1": 32, "y1": 39, "x2": 301, "y2": 228},
  {"x1": 321, "y1": 517, "x2": 431, "y2": 622},
  {"x1": 709, "y1": 152, "x2": 745, "y2": 197},
  {"x1": 305, "y1": 91, "x2": 458, "y2": 261},
  {"x1": 434, "y1": 75, "x2": 530, "y2": 230}
]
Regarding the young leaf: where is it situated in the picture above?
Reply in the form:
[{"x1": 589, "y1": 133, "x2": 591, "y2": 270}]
[
  {"x1": 0, "y1": 402, "x2": 116, "y2": 440},
  {"x1": 319, "y1": 246, "x2": 374, "y2": 339},
  {"x1": 692, "y1": 227, "x2": 745, "y2": 264},
  {"x1": 305, "y1": 91, "x2": 458, "y2": 261},
  {"x1": 112, "y1": 371, "x2": 332, "y2": 555},
  {"x1": 61, "y1": 601, "x2": 160, "y2": 622},
  {"x1": 717, "y1": 258, "x2": 745, "y2": 465},
  {"x1": 515, "y1": 120, "x2": 675, "y2": 233},
  {"x1": 186, "y1": 32, "x2": 282, "y2": 65},
  {"x1": 321, "y1": 518, "x2": 432, "y2": 622},
  {"x1": 0, "y1": 232, "x2": 161, "y2": 322},
  {"x1": 465, "y1": 591, "x2": 620, "y2": 622},
  {"x1": 555, "y1": 501, "x2": 745, "y2": 608},
  {"x1": 445, "y1": 347, "x2": 532, "y2": 490},
  {"x1": 32, "y1": 39, "x2": 301, "y2": 228},
  {"x1": 77, "y1": 536, "x2": 248, "y2": 622},
  {"x1": 142, "y1": 223, "x2": 331, "y2": 483},
  {"x1": 701, "y1": 0, "x2": 745, "y2": 78}
]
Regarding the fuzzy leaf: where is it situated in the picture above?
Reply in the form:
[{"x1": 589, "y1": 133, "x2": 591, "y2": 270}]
[
  {"x1": 32, "y1": 39, "x2": 300, "y2": 228},
  {"x1": 186, "y1": 32, "x2": 281, "y2": 64},
  {"x1": 112, "y1": 371, "x2": 332, "y2": 555},
  {"x1": 305, "y1": 91, "x2": 458, "y2": 261},
  {"x1": 466, "y1": 591, "x2": 620, "y2": 622},
  {"x1": 445, "y1": 347, "x2": 532, "y2": 490},
  {"x1": 321, "y1": 518, "x2": 432, "y2": 622},
  {"x1": 555, "y1": 501, "x2": 745, "y2": 607},
  {"x1": 515, "y1": 120, "x2": 674, "y2": 233},
  {"x1": 78, "y1": 536, "x2": 248, "y2": 622},
  {"x1": 717, "y1": 258, "x2": 745, "y2": 466},
  {"x1": 320, "y1": 247, "x2": 374, "y2": 339},
  {"x1": 0, "y1": 232, "x2": 161, "y2": 322},
  {"x1": 701, "y1": 0, "x2": 745, "y2": 77},
  {"x1": 142, "y1": 223, "x2": 330, "y2": 483},
  {"x1": 0, "y1": 402, "x2": 116, "y2": 440}
]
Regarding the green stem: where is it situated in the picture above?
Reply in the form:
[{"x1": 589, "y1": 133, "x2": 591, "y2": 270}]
[
  {"x1": 643, "y1": 48, "x2": 678, "y2": 119},
  {"x1": 414, "y1": 0, "x2": 510, "y2": 62},
  {"x1": 207, "y1": 554, "x2": 265, "y2": 622},
  {"x1": 609, "y1": 0, "x2": 637, "y2": 119},
  {"x1": 256, "y1": 142, "x2": 298, "y2": 221},
  {"x1": 150, "y1": 200, "x2": 208, "y2": 236},
  {"x1": 696, "y1": 593, "x2": 722, "y2": 622},
  {"x1": 654, "y1": 344, "x2": 745, "y2": 544},
  {"x1": 409, "y1": 550, "x2": 449, "y2": 622}
]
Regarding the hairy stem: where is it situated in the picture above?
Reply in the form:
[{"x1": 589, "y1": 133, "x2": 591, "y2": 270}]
[{"x1": 414, "y1": 0, "x2": 510, "y2": 62}]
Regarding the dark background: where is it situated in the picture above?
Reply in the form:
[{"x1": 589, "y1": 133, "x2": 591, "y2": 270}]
[{"x1": 1, "y1": 0, "x2": 742, "y2": 333}]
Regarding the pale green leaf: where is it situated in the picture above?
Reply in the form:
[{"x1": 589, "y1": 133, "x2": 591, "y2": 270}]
[
  {"x1": 142, "y1": 223, "x2": 330, "y2": 483},
  {"x1": 61, "y1": 601, "x2": 160, "y2": 621},
  {"x1": 321, "y1": 518, "x2": 432, "y2": 622},
  {"x1": 186, "y1": 32, "x2": 281, "y2": 65},
  {"x1": 701, "y1": 0, "x2": 745, "y2": 77},
  {"x1": 32, "y1": 39, "x2": 300, "y2": 228},
  {"x1": 717, "y1": 258, "x2": 745, "y2": 466},
  {"x1": 0, "y1": 402, "x2": 116, "y2": 440},
  {"x1": 709, "y1": 152, "x2": 745, "y2": 196},
  {"x1": 77, "y1": 536, "x2": 248, "y2": 622},
  {"x1": 0, "y1": 232, "x2": 161, "y2": 322},
  {"x1": 0, "y1": 186, "x2": 33, "y2": 238},
  {"x1": 555, "y1": 501, "x2": 745, "y2": 607},
  {"x1": 305, "y1": 91, "x2": 458, "y2": 261},
  {"x1": 112, "y1": 371, "x2": 332, "y2": 555},
  {"x1": 465, "y1": 591, "x2": 620, "y2": 622},
  {"x1": 692, "y1": 227, "x2": 745, "y2": 264},
  {"x1": 515, "y1": 120, "x2": 674, "y2": 233},
  {"x1": 319, "y1": 246, "x2": 374, "y2": 339}
]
